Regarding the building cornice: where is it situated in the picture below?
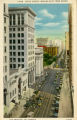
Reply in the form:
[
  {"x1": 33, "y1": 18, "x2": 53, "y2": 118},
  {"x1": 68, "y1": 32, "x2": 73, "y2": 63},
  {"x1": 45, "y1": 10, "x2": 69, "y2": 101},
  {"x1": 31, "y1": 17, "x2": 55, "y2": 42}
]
[{"x1": 9, "y1": 7, "x2": 36, "y2": 17}]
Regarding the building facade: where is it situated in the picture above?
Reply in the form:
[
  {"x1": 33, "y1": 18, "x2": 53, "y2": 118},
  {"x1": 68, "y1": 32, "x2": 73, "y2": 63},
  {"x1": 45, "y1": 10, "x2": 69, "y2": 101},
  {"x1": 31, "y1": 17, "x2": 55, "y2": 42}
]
[
  {"x1": 65, "y1": 32, "x2": 69, "y2": 69},
  {"x1": 44, "y1": 46, "x2": 59, "y2": 56},
  {"x1": 36, "y1": 38, "x2": 48, "y2": 46},
  {"x1": 3, "y1": 4, "x2": 10, "y2": 106},
  {"x1": 35, "y1": 47, "x2": 43, "y2": 77},
  {"x1": 9, "y1": 7, "x2": 36, "y2": 86},
  {"x1": 9, "y1": 68, "x2": 28, "y2": 104}
]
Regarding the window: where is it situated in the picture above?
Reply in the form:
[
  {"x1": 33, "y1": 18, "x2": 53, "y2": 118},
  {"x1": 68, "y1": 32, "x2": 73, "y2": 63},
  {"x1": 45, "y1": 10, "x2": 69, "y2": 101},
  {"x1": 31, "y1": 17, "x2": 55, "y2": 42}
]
[
  {"x1": 13, "y1": 58, "x2": 16, "y2": 62},
  {"x1": 13, "y1": 52, "x2": 16, "y2": 56},
  {"x1": 22, "y1": 58, "x2": 24, "y2": 62},
  {"x1": 18, "y1": 58, "x2": 20, "y2": 62},
  {"x1": 18, "y1": 33, "x2": 20, "y2": 37},
  {"x1": 13, "y1": 46, "x2": 16, "y2": 50},
  {"x1": 22, "y1": 52, "x2": 24, "y2": 56},
  {"x1": 13, "y1": 90, "x2": 14, "y2": 96},
  {"x1": 13, "y1": 28, "x2": 16, "y2": 31},
  {"x1": 18, "y1": 39, "x2": 20, "y2": 44},
  {"x1": 22, "y1": 46, "x2": 24, "y2": 50},
  {"x1": 10, "y1": 46, "x2": 12, "y2": 50},
  {"x1": 10, "y1": 52, "x2": 12, "y2": 56},
  {"x1": 5, "y1": 56, "x2": 7, "y2": 62},
  {"x1": 4, "y1": 47, "x2": 6, "y2": 53},
  {"x1": 5, "y1": 75, "x2": 7, "y2": 81},
  {"x1": 21, "y1": 28, "x2": 24, "y2": 31},
  {"x1": 10, "y1": 58, "x2": 12, "y2": 62},
  {"x1": 18, "y1": 64, "x2": 20, "y2": 67},
  {"x1": 13, "y1": 40, "x2": 15, "y2": 44},
  {"x1": 13, "y1": 14, "x2": 16, "y2": 25},
  {"x1": 9, "y1": 33, "x2": 12, "y2": 38},
  {"x1": 4, "y1": 27, "x2": 6, "y2": 33},
  {"x1": 22, "y1": 64, "x2": 24, "y2": 68},
  {"x1": 18, "y1": 46, "x2": 20, "y2": 50},
  {"x1": 13, "y1": 33, "x2": 15, "y2": 37},
  {"x1": 21, "y1": 33, "x2": 24, "y2": 37},
  {"x1": 4, "y1": 37, "x2": 6, "y2": 43},
  {"x1": 21, "y1": 39, "x2": 24, "y2": 43},
  {"x1": 13, "y1": 64, "x2": 16, "y2": 68},
  {"x1": 18, "y1": 28, "x2": 20, "y2": 31},
  {"x1": 18, "y1": 14, "x2": 20, "y2": 25},
  {"x1": 4, "y1": 4, "x2": 5, "y2": 12},
  {"x1": 4, "y1": 17, "x2": 6, "y2": 23},
  {"x1": 5, "y1": 66, "x2": 7, "y2": 72},
  {"x1": 10, "y1": 15, "x2": 12, "y2": 26},
  {"x1": 21, "y1": 14, "x2": 24, "y2": 25},
  {"x1": 9, "y1": 28, "x2": 12, "y2": 31},
  {"x1": 10, "y1": 40, "x2": 12, "y2": 44},
  {"x1": 10, "y1": 64, "x2": 12, "y2": 68},
  {"x1": 18, "y1": 52, "x2": 20, "y2": 56}
]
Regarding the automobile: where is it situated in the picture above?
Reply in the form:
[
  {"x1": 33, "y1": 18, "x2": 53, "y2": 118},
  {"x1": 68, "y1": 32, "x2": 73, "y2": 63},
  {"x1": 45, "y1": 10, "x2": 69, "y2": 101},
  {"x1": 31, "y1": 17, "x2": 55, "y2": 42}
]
[
  {"x1": 52, "y1": 103, "x2": 59, "y2": 107},
  {"x1": 52, "y1": 112, "x2": 58, "y2": 117}
]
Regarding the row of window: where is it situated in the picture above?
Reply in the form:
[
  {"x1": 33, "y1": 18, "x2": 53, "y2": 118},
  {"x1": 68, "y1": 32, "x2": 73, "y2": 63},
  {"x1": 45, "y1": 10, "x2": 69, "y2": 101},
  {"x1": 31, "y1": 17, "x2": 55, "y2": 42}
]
[
  {"x1": 9, "y1": 33, "x2": 24, "y2": 38},
  {"x1": 10, "y1": 64, "x2": 24, "y2": 68},
  {"x1": 9, "y1": 27, "x2": 24, "y2": 31},
  {"x1": 9, "y1": 39, "x2": 24, "y2": 44},
  {"x1": 28, "y1": 56, "x2": 34, "y2": 61},
  {"x1": 10, "y1": 46, "x2": 24, "y2": 50},
  {"x1": 28, "y1": 45, "x2": 34, "y2": 49},
  {"x1": 28, "y1": 51, "x2": 34, "y2": 55},
  {"x1": 9, "y1": 14, "x2": 24, "y2": 26},
  {"x1": 10, "y1": 58, "x2": 24, "y2": 62},
  {"x1": 10, "y1": 52, "x2": 24, "y2": 57}
]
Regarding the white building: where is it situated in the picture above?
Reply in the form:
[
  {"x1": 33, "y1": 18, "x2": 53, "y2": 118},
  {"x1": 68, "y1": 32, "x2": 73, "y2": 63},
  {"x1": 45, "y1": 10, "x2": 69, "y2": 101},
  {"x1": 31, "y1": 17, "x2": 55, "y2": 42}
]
[
  {"x1": 35, "y1": 47, "x2": 43, "y2": 77},
  {"x1": 3, "y1": 4, "x2": 10, "y2": 106},
  {"x1": 9, "y1": 68, "x2": 28, "y2": 104},
  {"x1": 9, "y1": 7, "x2": 36, "y2": 86}
]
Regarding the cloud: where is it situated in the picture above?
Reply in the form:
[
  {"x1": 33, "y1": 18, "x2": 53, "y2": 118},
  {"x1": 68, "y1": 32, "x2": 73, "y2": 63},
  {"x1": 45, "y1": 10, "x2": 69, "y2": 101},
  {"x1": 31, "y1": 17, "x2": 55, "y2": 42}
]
[
  {"x1": 35, "y1": 22, "x2": 43, "y2": 26},
  {"x1": 44, "y1": 22, "x2": 60, "y2": 27},
  {"x1": 62, "y1": 24, "x2": 68, "y2": 29},
  {"x1": 35, "y1": 22, "x2": 60, "y2": 28},
  {"x1": 40, "y1": 9, "x2": 55, "y2": 19},
  {"x1": 35, "y1": 17, "x2": 42, "y2": 22},
  {"x1": 62, "y1": 12, "x2": 68, "y2": 19}
]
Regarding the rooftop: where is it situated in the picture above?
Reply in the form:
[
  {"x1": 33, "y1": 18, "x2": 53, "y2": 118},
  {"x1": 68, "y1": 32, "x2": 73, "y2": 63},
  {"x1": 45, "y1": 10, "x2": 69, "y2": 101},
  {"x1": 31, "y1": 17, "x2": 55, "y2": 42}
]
[{"x1": 9, "y1": 7, "x2": 36, "y2": 16}]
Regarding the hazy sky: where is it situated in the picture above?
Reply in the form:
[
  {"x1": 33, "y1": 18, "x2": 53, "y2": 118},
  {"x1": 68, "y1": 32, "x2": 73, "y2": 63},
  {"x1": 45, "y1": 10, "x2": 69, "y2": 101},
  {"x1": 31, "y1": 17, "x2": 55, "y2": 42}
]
[{"x1": 9, "y1": 4, "x2": 69, "y2": 41}]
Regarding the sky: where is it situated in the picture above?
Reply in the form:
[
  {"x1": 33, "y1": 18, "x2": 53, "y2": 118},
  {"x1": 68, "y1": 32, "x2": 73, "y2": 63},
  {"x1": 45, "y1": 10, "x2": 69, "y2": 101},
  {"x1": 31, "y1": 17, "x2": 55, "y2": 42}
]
[{"x1": 9, "y1": 4, "x2": 69, "y2": 41}]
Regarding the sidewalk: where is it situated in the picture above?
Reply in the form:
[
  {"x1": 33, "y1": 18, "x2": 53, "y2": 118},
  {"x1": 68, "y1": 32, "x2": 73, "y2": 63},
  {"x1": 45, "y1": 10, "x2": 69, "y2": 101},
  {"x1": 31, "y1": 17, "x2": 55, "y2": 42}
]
[
  {"x1": 5, "y1": 88, "x2": 34, "y2": 118},
  {"x1": 58, "y1": 72, "x2": 73, "y2": 117}
]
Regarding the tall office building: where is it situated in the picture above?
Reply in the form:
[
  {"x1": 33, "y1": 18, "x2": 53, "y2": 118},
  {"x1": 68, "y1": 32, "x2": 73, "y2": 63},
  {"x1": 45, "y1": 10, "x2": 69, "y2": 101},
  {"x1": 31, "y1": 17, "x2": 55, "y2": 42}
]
[
  {"x1": 3, "y1": 4, "x2": 10, "y2": 106},
  {"x1": 9, "y1": 7, "x2": 36, "y2": 85},
  {"x1": 36, "y1": 38, "x2": 48, "y2": 46}
]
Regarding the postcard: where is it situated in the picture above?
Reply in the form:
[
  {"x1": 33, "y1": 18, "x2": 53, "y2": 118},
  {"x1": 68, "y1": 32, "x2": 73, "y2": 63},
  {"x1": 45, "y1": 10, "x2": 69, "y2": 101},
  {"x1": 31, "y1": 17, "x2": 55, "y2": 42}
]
[{"x1": 0, "y1": 0, "x2": 77, "y2": 120}]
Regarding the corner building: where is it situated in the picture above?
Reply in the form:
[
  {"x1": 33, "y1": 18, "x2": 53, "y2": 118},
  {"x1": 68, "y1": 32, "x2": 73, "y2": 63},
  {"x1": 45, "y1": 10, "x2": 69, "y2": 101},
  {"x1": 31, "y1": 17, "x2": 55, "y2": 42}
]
[{"x1": 9, "y1": 7, "x2": 36, "y2": 86}]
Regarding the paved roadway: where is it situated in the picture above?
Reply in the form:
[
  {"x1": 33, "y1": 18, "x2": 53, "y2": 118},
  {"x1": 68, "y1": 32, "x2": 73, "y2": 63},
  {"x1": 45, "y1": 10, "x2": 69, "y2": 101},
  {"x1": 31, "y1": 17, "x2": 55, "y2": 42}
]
[
  {"x1": 21, "y1": 51, "x2": 65, "y2": 118},
  {"x1": 40, "y1": 69, "x2": 63, "y2": 95}
]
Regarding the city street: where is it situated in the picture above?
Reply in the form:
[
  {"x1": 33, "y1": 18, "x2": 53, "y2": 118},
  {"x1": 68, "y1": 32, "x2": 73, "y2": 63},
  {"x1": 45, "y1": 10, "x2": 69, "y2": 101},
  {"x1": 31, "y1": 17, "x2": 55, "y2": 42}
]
[{"x1": 6, "y1": 51, "x2": 73, "y2": 118}]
